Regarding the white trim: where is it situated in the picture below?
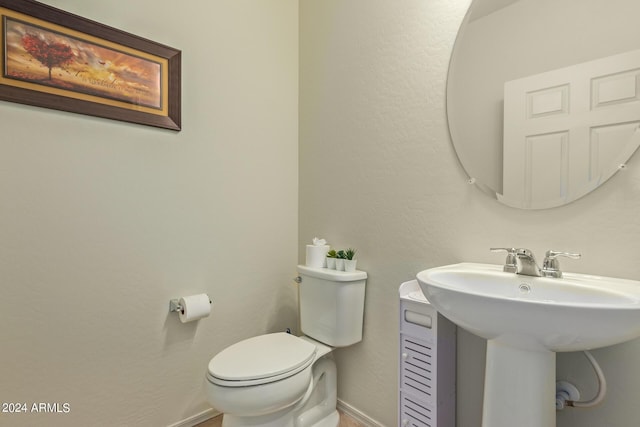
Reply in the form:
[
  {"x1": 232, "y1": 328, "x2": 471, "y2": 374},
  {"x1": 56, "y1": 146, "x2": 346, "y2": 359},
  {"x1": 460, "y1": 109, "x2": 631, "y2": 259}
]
[
  {"x1": 166, "y1": 408, "x2": 220, "y2": 427},
  {"x1": 337, "y1": 399, "x2": 385, "y2": 427}
]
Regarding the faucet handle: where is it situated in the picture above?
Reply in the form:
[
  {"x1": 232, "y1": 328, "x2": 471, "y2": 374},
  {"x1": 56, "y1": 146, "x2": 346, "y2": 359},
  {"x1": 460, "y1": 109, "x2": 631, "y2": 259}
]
[
  {"x1": 490, "y1": 247, "x2": 517, "y2": 273},
  {"x1": 545, "y1": 250, "x2": 581, "y2": 260},
  {"x1": 490, "y1": 247, "x2": 516, "y2": 253},
  {"x1": 542, "y1": 250, "x2": 582, "y2": 278}
]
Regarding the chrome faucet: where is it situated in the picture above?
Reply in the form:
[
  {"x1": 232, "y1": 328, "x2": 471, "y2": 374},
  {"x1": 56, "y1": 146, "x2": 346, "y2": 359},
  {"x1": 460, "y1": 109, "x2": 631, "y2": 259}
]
[
  {"x1": 514, "y1": 248, "x2": 542, "y2": 277},
  {"x1": 541, "y1": 250, "x2": 582, "y2": 278},
  {"x1": 489, "y1": 247, "x2": 517, "y2": 273},
  {"x1": 490, "y1": 248, "x2": 581, "y2": 278}
]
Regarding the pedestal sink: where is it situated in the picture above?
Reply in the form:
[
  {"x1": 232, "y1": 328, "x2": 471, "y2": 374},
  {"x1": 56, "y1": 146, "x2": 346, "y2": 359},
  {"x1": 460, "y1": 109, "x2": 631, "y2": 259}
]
[{"x1": 416, "y1": 263, "x2": 640, "y2": 427}]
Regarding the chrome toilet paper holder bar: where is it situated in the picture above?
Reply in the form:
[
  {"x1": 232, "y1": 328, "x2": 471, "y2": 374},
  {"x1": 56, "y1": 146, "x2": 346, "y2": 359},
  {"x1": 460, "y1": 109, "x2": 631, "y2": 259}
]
[{"x1": 169, "y1": 299, "x2": 184, "y2": 314}]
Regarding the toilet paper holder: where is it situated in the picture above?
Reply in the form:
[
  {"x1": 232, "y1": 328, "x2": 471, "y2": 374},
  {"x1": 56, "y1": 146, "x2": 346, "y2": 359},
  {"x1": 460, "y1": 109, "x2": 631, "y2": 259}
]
[
  {"x1": 169, "y1": 299, "x2": 184, "y2": 314},
  {"x1": 169, "y1": 297, "x2": 213, "y2": 315}
]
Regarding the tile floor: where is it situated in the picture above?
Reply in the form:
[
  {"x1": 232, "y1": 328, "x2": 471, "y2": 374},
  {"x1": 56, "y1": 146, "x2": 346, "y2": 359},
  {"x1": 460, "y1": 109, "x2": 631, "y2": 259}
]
[{"x1": 195, "y1": 410, "x2": 364, "y2": 427}]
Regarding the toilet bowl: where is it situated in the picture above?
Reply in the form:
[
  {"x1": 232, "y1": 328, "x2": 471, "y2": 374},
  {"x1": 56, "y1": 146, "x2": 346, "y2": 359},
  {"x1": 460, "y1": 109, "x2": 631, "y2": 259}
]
[
  {"x1": 206, "y1": 333, "x2": 336, "y2": 427},
  {"x1": 205, "y1": 266, "x2": 367, "y2": 427}
]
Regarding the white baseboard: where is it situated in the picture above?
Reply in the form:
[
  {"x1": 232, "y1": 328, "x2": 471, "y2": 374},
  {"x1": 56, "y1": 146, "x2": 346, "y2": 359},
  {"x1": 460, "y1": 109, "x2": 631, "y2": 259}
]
[
  {"x1": 166, "y1": 408, "x2": 219, "y2": 427},
  {"x1": 337, "y1": 399, "x2": 385, "y2": 427}
]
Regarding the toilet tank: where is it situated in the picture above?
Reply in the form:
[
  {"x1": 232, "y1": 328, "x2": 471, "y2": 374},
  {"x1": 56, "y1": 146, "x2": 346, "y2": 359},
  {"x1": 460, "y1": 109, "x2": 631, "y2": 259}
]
[{"x1": 297, "y1": 265, "x2": 367, "y2": 347}]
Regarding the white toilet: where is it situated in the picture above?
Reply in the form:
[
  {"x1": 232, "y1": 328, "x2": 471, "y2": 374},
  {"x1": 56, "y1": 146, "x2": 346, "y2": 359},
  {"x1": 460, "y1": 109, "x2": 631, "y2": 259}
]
[{"x1": 205, "y1": 265, "x2": 367, "y2": 427}]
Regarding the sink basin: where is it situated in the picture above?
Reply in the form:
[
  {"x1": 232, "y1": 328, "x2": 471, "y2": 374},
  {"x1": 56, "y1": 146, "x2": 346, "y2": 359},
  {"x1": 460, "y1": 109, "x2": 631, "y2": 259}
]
[
  {"x1": 416, "y1": 262, "x2": 640, "y2": 352},
  {"x1": 416, "y1": 263, "x2": 640, "y2": 427}
]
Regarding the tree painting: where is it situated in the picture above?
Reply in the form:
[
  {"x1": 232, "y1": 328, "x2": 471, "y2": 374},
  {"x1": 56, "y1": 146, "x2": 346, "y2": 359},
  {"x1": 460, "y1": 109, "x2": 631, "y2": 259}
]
[
  {"x1": 5, "y1": 18, "x2": 162, "y2": 109},
  {"x1": 21, "y1": 34, "x2": 76, "y2": 80}
]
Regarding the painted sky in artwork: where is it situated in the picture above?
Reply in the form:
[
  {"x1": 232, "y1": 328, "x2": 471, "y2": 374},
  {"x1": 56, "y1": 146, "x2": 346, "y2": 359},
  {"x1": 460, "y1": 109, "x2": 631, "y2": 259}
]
[{"x1": 4, "y1": 18, "x2": 162, "y2": 109}]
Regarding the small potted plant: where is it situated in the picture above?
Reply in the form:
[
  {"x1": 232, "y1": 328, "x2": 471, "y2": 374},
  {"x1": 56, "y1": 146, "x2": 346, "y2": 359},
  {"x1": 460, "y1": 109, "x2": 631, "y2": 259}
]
[
  {"x1": 326, "y1": 249, "x2": 337, "y2": 269},
  {"x1": 344, "y1": 248, "x2": 357, "y2": 272},
  {"x1": 335, "y1": 250, "x2": 347, "y2": 271}
]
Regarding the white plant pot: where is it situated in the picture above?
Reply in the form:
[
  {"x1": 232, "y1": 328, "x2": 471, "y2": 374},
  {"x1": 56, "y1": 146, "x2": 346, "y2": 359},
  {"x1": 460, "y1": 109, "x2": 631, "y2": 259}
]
[
  {"x1": 326, "y1": 257, "x2": 336, "y2": 269},
  {"x1": 344, "y1": 259, "x2": 357, "y2": 272},
  {"x1": 335, "y1": 259, "x2": 345, "y2": 271}
]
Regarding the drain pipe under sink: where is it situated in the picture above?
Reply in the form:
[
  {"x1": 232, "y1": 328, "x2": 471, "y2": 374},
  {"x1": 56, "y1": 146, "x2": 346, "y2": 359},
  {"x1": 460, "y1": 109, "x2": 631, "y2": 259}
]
[{"x1": 556, "y1": 350, "x2": 607, "y2": 410}]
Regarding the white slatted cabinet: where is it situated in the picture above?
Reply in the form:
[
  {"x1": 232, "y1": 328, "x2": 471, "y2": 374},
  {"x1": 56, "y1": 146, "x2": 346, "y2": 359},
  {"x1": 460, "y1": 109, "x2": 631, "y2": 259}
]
[{"x1": 399, "y1": 280, "x2": 456, "y2": 427}]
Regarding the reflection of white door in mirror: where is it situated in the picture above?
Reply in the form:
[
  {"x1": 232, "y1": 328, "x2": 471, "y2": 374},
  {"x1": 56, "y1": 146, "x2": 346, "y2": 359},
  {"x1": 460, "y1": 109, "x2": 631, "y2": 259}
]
[
  {"x1": 500, "y1": 49, "x2": 640, "y2": 208},
  {"x1": 447, "y1": 0, "x2": 640, "y2": 209}
]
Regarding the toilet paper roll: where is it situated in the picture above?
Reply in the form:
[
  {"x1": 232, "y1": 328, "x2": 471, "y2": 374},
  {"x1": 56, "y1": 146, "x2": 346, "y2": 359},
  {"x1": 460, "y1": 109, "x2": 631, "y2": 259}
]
[
  {"x1": 306, "y1": 244, "x2": 330, "y2": 268},
  {"x1": 178, "y1": 293, "x2": 211, "y2": 323}
]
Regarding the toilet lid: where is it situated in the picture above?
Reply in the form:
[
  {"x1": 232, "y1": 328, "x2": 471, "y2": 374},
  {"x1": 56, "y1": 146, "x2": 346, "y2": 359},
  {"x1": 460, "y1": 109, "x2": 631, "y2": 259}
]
[{"x1": 208, "y1": 333, "x2": 316, "y2": 384}]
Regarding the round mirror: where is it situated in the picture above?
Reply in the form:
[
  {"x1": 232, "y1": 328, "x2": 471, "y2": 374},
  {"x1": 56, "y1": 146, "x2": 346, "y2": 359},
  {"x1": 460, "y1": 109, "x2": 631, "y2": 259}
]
[{"x1": 447, "y1": 0, "x2": 640, "y2": 209}]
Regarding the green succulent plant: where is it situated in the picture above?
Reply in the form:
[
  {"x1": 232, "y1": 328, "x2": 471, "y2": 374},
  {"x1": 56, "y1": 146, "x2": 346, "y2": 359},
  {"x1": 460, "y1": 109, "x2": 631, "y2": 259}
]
[
  {"x1": 326, "y1": 249, "x2": 337, "y2": 258},
  {"x1": 336, "y1": 250, "x2": 347, "y2": 259},
  {"x1": 345, "y1": 248, "x2": 357, "y2": 260}
]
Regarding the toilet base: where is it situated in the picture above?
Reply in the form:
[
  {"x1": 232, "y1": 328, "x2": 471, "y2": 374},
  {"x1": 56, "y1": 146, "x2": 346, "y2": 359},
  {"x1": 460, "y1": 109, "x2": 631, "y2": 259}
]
[
  {"x1": 222, "y1": 407, "x2": 294, "y2": 427},
  {"x1": 220, "y1": 355, "x2": 338, "y2": 427},
  {"x1": 308, "y1": 409, "x2": 339, "y2": 427},
  {"x1": 222, "y1": 409, "x2": 338, "y2": 427}
]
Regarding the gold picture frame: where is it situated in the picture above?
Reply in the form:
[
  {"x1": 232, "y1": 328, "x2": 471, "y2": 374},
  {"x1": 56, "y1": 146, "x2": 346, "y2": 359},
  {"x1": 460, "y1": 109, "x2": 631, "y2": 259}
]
[{"x1": 0, "y1": 0, "x2": 181, "y2": 130}]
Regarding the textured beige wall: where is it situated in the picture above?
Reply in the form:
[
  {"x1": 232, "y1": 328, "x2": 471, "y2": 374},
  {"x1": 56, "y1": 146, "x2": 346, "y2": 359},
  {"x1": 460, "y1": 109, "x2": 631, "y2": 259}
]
[
  {"x1": 300, "y1": 1, "x2": 640, "y2": 426},
  {"x1": 0, "y1": 1, "x2": 298, "y2": 426},
  {"x1": 5, "y1": 2, "x2": 640, "y2": 426}
]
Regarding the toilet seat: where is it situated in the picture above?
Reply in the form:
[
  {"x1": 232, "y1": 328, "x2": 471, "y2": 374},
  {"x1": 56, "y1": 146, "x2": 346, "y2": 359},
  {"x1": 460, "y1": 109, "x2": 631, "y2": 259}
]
[{"x1": 207, "y1": 333, "x2": 316, "y2": 387}]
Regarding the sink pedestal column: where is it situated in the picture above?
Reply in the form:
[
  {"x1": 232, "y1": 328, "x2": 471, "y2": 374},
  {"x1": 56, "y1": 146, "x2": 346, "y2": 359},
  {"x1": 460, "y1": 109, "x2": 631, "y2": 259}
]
[{"x1": 482, "y1": 340, "x2": 556, "y2": 427}]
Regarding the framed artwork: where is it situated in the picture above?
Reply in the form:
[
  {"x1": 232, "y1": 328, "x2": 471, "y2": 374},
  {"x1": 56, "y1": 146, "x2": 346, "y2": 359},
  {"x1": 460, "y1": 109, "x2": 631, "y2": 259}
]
[{"x1": 0, "y1": 0, "x2": 181, "y2": 130}]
